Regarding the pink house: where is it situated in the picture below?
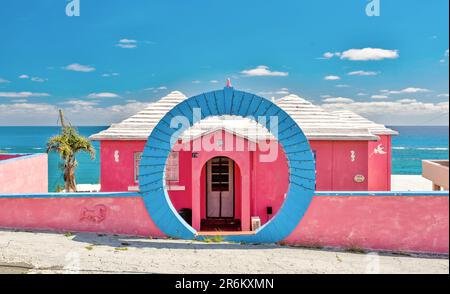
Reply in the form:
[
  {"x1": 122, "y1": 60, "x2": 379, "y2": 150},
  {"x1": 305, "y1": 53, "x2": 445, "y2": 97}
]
[{"x1": 90, "y1": 91, "x2": 398, "y2": 231}]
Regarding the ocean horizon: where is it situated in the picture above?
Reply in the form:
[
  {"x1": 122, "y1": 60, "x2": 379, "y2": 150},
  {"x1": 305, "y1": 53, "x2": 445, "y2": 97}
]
[{"x1": 1, "y1": 125, "x2": 448, "y2": 192}]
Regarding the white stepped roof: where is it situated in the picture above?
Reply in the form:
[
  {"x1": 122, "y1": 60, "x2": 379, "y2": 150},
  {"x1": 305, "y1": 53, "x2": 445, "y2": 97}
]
[
  {"x1": 330, "y1": 110, "x2": 398, "y2": 136},
  {"x1": 90, "y1": 91, "x2": 390, "y2": 142},
  {"x1": 275, "y1": 95, "x2": 380, "y2": 140}
]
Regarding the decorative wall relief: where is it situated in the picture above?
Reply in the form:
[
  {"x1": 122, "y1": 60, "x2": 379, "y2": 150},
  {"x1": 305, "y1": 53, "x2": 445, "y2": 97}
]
[
  {"x1": 373, "y1": 144, "x2": 387, "y2": 155},
  {"x1": 114, "y1": 150, "x2": 120, "y2": 163},
  {"x1": 80, "y1": 204, "x2": 108, "y2": 223},
  {"x1": 350, "y1": 150, "x2": 356, "y2": 162},
  {"x1": 354, "y1": 175, "x2": 366, "y2": 183}
]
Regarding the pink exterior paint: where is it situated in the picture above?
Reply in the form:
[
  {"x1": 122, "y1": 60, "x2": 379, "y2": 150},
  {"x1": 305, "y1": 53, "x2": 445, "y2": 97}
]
[
  {"x1": 285, "y1": 196, "x2": 449, "y2": 254},
  {"x1": 367, "y1": 135, "x2": 392, "y2": 190},
  {"x1": 100, "y1": 141, "x2": 146, "y2": 192},
  {"x1": 0, "y1": 154, "x2": 25, "y2": 161},
  {"x1": 168, "y1": 130, "x2": 289, "y2": 231},
  {"x1": 0, "y1": 196, "x2": 164, "y2": 238},
  {"x1": 0, "y1": 194, "x2": 447, "y2": 254},
  {"x1": 0, "y1": 154, "x2": 48, "y2": 194},
  {"x1": 310, "y1": 141, "x2": 370, "y2": 191},
  {"x1": 99, "y1": 132, "x2": 394, "y2": 230},
  {"x1": 100, "y1": 136, "x2": 392, "y2": 194}
]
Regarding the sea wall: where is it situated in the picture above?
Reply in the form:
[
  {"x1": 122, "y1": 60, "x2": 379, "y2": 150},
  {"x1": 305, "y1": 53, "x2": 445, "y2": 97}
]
[
  {"x1": 0, "y1": 153, "x2": 48, "y2": 194},
  {"x1": 0, "y1": 191, "x2": 447, "y2": 254}
]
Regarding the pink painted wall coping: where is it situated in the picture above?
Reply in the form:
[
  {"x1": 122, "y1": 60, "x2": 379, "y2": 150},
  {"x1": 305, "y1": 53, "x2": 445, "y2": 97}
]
[
  {"x1": 0, "y1": 154, "x2": 26, "y2": 161},
  {"x1": 0, "y1": 192, "x2": 448, "y2": 254}
]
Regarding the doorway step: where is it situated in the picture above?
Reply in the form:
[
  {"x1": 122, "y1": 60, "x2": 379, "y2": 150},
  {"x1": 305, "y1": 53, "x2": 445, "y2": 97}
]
[{"x1": 200, "y1": 218, "x2": 241, "y2": 232}]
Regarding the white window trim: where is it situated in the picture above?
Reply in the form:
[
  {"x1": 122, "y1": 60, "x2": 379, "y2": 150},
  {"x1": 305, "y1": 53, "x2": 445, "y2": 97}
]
[
  {"x1": 165, "y1": 151, "x2": 180, "y2": 183},
  {"x1": 134, "y1": 152, "x2": 143, "y2": 183}
]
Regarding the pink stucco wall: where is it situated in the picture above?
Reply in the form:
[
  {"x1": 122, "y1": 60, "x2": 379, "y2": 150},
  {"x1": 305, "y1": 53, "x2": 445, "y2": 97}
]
[
  {"x1": 99, "y1": 132, "x2": 394, "y2": 230},
  {"x1": 0, "y1": 196, "x2": 164, "y2": 237},
  {"x1": 100, "y1": 140, "x2": 146, "y2": 192},
  {"x1": 0, "y1": 194, "x2": 447, "y2": 254},
  {"x1": 100, "y1": 136, "x2": 392, "y2": 194},
  {"x1": 170, "y1": 131, "x2": 289, "y2": 230},
  {"x1": 100, "y1": 131, "x2": 290, "y2": 229},
  {"x1": 310, "y1": 140, "x2": 372, "y2": 191},
  {"x1": 285, "y1": 196, "x2": 449, "y2": 254},
  {"x1": 0, "y1": 154, "x2": 48, "y2": 194},
  {"x1": 367, "y1": 135, "x2": 392, "y2": 190}
]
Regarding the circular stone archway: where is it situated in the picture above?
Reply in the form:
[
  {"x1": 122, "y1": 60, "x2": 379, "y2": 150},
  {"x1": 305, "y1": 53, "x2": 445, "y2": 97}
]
[{"x1": 139, "y1": 87, "x2": 316, "y2": 243}]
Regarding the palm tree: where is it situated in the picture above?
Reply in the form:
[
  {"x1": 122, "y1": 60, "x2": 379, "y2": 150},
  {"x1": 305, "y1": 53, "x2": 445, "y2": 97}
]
[{"x1": 47, "y1": 110, "x2": 95, "y2": 192}]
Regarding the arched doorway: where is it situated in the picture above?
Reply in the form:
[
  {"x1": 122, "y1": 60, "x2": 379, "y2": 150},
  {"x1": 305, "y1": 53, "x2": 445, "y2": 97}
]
[{"x1": 201, "y1": 156, "x2": 241, "y2": 231}]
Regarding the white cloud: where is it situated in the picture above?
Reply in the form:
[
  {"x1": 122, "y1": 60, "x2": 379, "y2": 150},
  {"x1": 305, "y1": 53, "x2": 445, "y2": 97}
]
[
  {"x1": 31, "y1": 77, "x2": 47, "y2": 83},
  {"x1": 437, "y1": 93, "x2": 449, "y2": 98},
  {"x1": 241, "y1": 65, "x2": 288, "y2": 77},
  {"x1": 87, "y1": 92, "x2": 120, "y2": 99},
  {"x1": 357, "y1": 92, "x2": 368, "y2": 96},
  {"x1": 62, "y1": 100, "x2": 99, "y2": 107},
  {"x1": 102, "y1": 73, "x2": 120, "y2": 77},
  {"x1": 0, "y1": 92, "x2": 50, "y2": 98},
  {"x1": 210, "y1": 80, "x2": 219, "y2": 84},
  {"x1": 16, "y1": 75, "x2": 46, "y2": 82},
  {"x1": 336, "y1": 84, "x2": 350, "y2": 88},
  {"x1": 116, "y1": 39, "x2": 138, "y2": 49},
  {"x1": 323, "y1": 97, "x2": 354, "y2": 103},
  {"x1": 64, "y1": 63, "x2": 96, "y2": 72},
  {"x1": 321, "y1": 100, "x2": 449, "y2": 125},
  {"x1": 192, "y1": 80, "x2": 201, "y2": 84},
  {"x1": 324, "y1": 75, "x2": 341, "y2": 81},
  {"x1": 0, "y1": 78, "x2": 10, "y2": 84},
  {"x1": 381, "y1": 87, "x2": 431, "y2": 95},
  {"x1": 348, "y1": 70, "x2": 378, "y2": 76},
  {"x1": 371, "y1": 95, "x2": 389, "y2": 99},
  {"x1": 0, "y1": 99, "x2": 157, "y2": 125},
  {"x1": 320, "y1": 52, "x2": 341, "y2": 59},
  {"x1": 397, "y1": 99, "x2": 417, "y2": 104},
  {"x1": 340, "y1": 48, "x2": 399, "y2": 61},
  {"x1": 143, "y1": 86, "x2": 167, "y2": 92},
  {"x1": 1, "y1": 93, "x2": 447, "y2": 126},
  {"x1": 258, "y1": 88, "x2": 290, "y2": 96},
  {"x1": 440, "y1": 49, "x2": 449, "y2": 63},
  {"x1": 320, "y1": 95, "x2": 332, "y2": 98}
]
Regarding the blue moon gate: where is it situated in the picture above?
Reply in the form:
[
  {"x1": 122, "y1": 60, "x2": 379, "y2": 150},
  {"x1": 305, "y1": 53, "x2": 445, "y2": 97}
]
[{"x1": 139, "y1": 87, "x2": 316, "y2": 243}]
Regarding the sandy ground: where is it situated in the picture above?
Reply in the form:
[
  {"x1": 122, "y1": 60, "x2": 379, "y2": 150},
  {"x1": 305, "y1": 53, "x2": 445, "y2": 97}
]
[
  {"x1": 391, "y1": 175, "x2": 435, "y2": 191},
  {"x1": 0, "y1": 230, "x2": 447, "y2": 274}
]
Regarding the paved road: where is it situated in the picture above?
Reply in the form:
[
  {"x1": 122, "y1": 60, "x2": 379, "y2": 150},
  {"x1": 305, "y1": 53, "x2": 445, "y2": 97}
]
[{"x1": 0, "y1": 230, "x2": 448, "y2": 274}]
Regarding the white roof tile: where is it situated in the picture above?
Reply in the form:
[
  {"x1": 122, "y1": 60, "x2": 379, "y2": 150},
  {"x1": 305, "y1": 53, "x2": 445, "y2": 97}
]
[
  {"x1": 330, "y1": 110, "x2": 398, "y2": 136},
  {"x1": 90, "y1": 91, "x2": 391, "y2": 141}
]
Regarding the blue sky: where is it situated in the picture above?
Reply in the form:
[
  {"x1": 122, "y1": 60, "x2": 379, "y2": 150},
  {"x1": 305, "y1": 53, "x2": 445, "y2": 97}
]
[{"x1": 0, "y1": 0, "x2": 448, "y2": 125}]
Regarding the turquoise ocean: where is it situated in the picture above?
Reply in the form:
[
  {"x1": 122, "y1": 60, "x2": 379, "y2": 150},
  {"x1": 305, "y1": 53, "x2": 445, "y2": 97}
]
[{"x1": 0, "y1": 126, "x2": 448, "y2": 192}]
